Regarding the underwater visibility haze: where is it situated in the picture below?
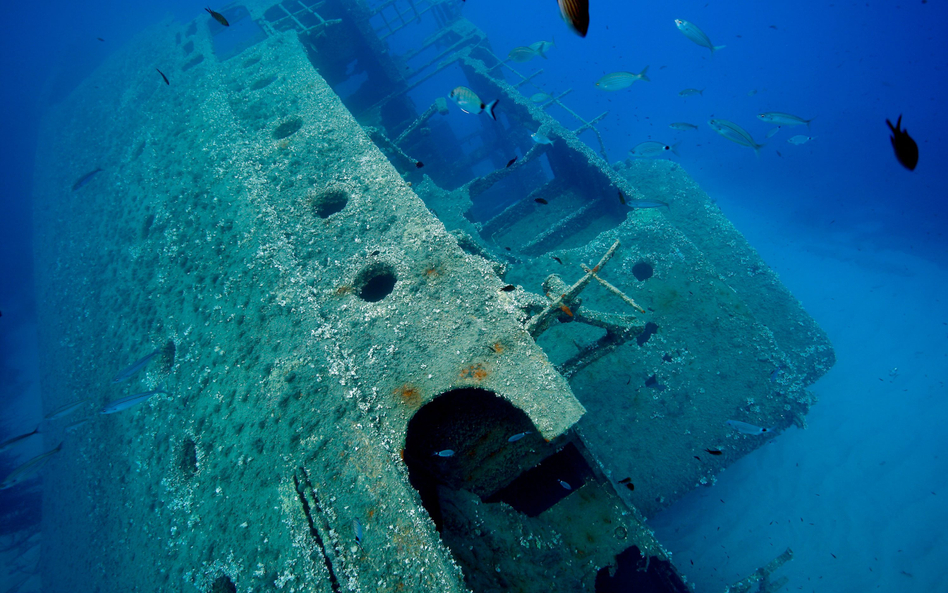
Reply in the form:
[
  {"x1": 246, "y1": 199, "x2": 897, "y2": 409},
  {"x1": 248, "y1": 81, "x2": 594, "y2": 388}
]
[{"x1": 1, "y1": 1, "x2": 946, "y2": 592}]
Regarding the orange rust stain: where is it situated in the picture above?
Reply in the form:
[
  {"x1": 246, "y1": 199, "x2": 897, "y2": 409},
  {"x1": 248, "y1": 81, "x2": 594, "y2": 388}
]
[
  {"x1": 490, "y1": 342, "x2": 504, "y2": 354},
  {"x1": 367, "y1": 508, "x2": 375, "y2": 518},
  {"x1": 395, "y1": 384, "x2": 422, "y2": 408},
  {"x1": 459, "y1": 364, "x2": 489, "y2": 381}
]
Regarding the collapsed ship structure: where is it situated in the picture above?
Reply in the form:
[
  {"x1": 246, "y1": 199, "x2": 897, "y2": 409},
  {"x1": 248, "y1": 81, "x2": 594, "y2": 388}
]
[{"x1": 32, "y1": 1, "x2": 834, "y2": 591}]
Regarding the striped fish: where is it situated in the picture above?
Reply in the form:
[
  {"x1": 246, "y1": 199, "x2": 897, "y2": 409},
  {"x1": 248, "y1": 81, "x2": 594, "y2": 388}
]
[
  {"x1": 675, "y1": 19, "x2": 725, "y2": 54},
  {"x1": 708, "y1": 119, "x2": 765, "y2": 155},
  {"x1": 596, "y1": 67, "x2": 650, "y2": 91},
  {"x1": 0, "y1": 427, "x2": 39, "y2": 453},
  {"x1": 508, "y1": 46, "x2": 539, "y2": 63},
  {"x1": 111, "y1": 348, "x2": 161, "y2": 383},
  {"x1": 0, "y1": 443, "x2": 63, "y2": 490},
  {"x1": 557, "y1": 0, "x2": 589, "y2": 37},
  {"x1": 758, "y1": 112, "x2": 815, "y2": 128},
  {"x1": 100, "y1": 385, "x2": 168, "y2": 415},
  {"x1": 44, "y1": 398, "x2": 90, "y2": 420},
  {"x1": 448, "y1": 86, "x2": 499, "y2": 120}
]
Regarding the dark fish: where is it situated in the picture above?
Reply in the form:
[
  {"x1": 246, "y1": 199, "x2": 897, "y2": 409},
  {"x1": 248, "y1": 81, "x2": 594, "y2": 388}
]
[
  {"x1": 97, "y1": 37, "x2": 104, "y2": 41},
  {"x1": 71, "y1": 168, "x2": 103, "y2": 191},
  {"x1": 552, "y1": 256, "x2": 563, "y2": 264},
  {"x1": 415, "y1": 161, "x2": 424, "y2": 168},
  {"x1": 205, "y1": 7, "x2": 230, "y2": 26},
  {"x1": 617, "y1": 190, "x2": 626, "y2": 205},
  {"x1": 156, "y1": 68, "x2": 170, "y2": 85},
  {"x1": 618, "y1": 477, "x2": 632, "y2": 484},
  {"x1": 506, "y1": 157, "x2": 518, "y2": 168},
  {"x1": 535, "y1": 198, "x2": 549, "y2": 205},
  {"x1": 500, "y1": 284, "x2": 516, "y2": 292},
  {"x1": 0, "y1": 443, "x2": 63, "y2": 490},
  {"x1": 705, "y1": 448, "x2": 723, "y2": 456},
  {"x1": 0, "y1": 427, "x2": 39, "y2": 454},
  {"x1": 886, "y1": 114, "x2": 918, "y2": 171},
  {"x1": 557, "y1": 0, "x2": 590, "y2": 37},
  {"x1": 625, "y1": 482, "x2": 634, "y2": 491}
]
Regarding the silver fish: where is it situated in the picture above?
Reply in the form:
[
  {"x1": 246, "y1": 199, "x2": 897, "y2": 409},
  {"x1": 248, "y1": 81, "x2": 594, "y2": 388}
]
[
  {"x1": 669, "y1": 122, "x2": 698, "y2": 131},
  {"x1": 758, "y1": 112, "x2": 814, "y2": 128},
  {"x1": 0, "y1": 443, "x2": 63, "y2": 490},
  {"x1": 765, "y1": 126, "x2": 782, "y2": 139},
  {"x1": 432, "y1": 449, "x2": 455, "y2": 457},
  {"x1": 708, "y1": 119, "x2": 765, "y2": 155},
  {"x1": 630, "y1": 141, "x2": 679, "y2": 157},
  {"x1": 65, "y1": 418, "x2": 91, "y2": 433},
  {"x1": 352, "y1": 518, "x2": 363, "y2": 547},
  {"x1": 530, "y1": 92, "x2": 553, "y2": 103},
  {"x1": 100, "y1": 385, "x2": 168, "y2": 414},
  {"x1": 449, "y1": 86, "x2": 499, "y2": 120},
  {"x1": 558, "y1": 479, "x2": 572, "y2": 490},
  {"x1": 674, "y1": 19, "x2": 725, "y2": 54},
  {"x1": 787, "y1": 135, "x2": 815, "y2": 145},
  {"x1": 678, "y1": 88, "x2": 703, "y2": 97},
  {"x1": 528, "y1": 38, "x2": 556, "y2": 58},
  {"x1": 0, "y1": 427, "x2": 39, "y2": 453},
  {"x1": 531, "y1": 132, "x2": 554, "y2": 145},
  {"x1": 111, "y1": 348, "x2": 161, "y2": 383},
  {"x1": 508, "y1": 46, "x2": 539, "y2": 63},
  {"x1": 726, "y1": 420, "x2": 772, "y2": 435},
  {"x1": 596, "y1": 67, "x2": 650, "y2": 91},
  {"x1": 44, "y1": 398, "x2": 90, "y2": 420},
  {"x1": 626, "y1": 200, "x2": 670, "y2": 209},
  {"x1": 507, "y1": 431, "x2": 531, "y2": 443}
]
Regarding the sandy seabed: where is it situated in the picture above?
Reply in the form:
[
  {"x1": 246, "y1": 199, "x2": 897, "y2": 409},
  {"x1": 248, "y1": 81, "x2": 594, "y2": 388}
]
[{"x1": 651, "y1": 202, "x2": 948, "y2": 593}]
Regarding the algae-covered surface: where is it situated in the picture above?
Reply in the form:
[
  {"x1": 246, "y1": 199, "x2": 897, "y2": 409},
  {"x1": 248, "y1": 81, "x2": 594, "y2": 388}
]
[
  {"x1": 30, "y1": 6, "x2": 833, "y2": 593},
  {"x1": 32, "y1": 21, "x2": 586, "y2": 593}
]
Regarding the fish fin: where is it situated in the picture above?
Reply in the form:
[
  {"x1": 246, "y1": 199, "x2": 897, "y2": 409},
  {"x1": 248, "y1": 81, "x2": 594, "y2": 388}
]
[
  {"x1": 638, "y1": 65, "x2": 650, "y2": 82},
  {"x1": 806, "y1": 116, "x2": 816, "y2": 129},
  {"x1": 670, "y1": 142, "x2": 681, "y2": 156},
  {"x1": 485, "y1": 99, "x2": 499, "y2": 121},
  {"x1": 712, "y1": 44, "x2": 726, "y2": 54}
]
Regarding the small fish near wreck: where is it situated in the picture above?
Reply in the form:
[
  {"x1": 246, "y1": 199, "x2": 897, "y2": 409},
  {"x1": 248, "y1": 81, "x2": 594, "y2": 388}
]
[
  {"x1": 448, "y1": 86, "x2": 499, "y2": 120},
  {"x1": 0, "y1": 443, "x2": 63, "y2": 490},
  {"x1": 100, "y1": 385, "x2": 169, "y2": 415},
  {"x1": 71, "y1": 167, "x2": 103, "y2": 191},
  {"x1": 156, "y1": 68, "x2": 170, "y2": 85},
  {"x1": 675, "y1": 19, "x2": 725, "y2": 54},
  {"x1": 726, "y1": 419, "x2": 772, "y2": 435},
  {"x1": 630, "y1": 141, "x2": 678, "y2": 158},
  {"x1": 205, "y1": 7, "x2": 230, "y2": 27},
  {"x1": 757, "y1": 112, "x2": 814, "y2": 128},
  {"x1": 111, "y1": 348, "x2": 162, "y2": 383},
  {"x1": 596, "y1": 68, "x2": 650, "y2": 91},
  {"x1": 0, "y1": 427, "x2": 40, "y2": 454},
  {"x1": 508, "y1": 46, "x2": 540, "y2": 63},
  {"x1": 708, "y1": 119, "x2": 765, "y2": 156},
  {"x1": 886, "y1": 114, "x2": 918, "y2": 171}
]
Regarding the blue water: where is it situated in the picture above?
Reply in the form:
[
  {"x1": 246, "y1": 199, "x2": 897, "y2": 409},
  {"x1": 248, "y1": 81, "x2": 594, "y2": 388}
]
[{"x1": 2, "y1": 1, "x2": 946, "y2": 591}]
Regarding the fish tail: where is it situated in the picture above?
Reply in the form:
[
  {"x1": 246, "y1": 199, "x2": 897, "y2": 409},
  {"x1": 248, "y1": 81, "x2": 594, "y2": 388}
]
[
  {"x1": 638, "y1": 66, "x2": 650, "y2": 82},
  {"x1": 712, "y1": 44, "x2": 726, "y2": 54},
  {"x1": 670, "y1": 142, "x2": 680, "y2": 156},
  {"x1": 806, "y1": 116, "x2": 816, "y2": 129},
  {"x1": 485, "y1": 99, "x2": 499, "y2": 121}
]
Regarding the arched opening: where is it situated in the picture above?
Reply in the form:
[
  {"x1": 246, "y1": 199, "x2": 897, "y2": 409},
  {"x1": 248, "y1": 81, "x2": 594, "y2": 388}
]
[{"x1": 403, "y1": 388, "x2": 541, "y2": 531}]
